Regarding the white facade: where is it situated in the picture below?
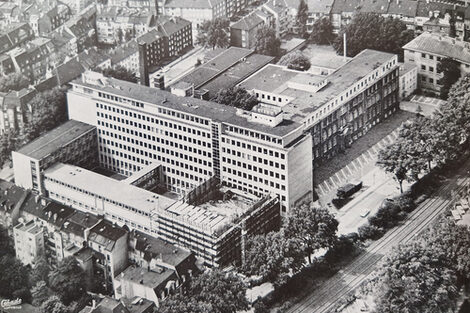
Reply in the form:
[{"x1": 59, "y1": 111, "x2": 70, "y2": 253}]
[
  {"x1": 399, "y1": 63, "x2": 418, "y2": 99},
  {"x1": 13, "y1": 221, "x2": 45, "y2": 266}
]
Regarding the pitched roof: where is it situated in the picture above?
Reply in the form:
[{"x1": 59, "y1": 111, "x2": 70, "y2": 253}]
[
  {"x1": 88, "y1": 220, "x2": 127, "y2": 251},
  {"x1": 307, "y1": 0, "x2": 334, "y2": 14},
  {"x1": 164, "y1": 0, "x2": 216, "y2": 9},
  {"x1": 157, "y1": 16, "x2": 191, "y2": 37},
  {"x1": 0, "y1": 180, "x2": 28, "y2": 213},
  {"x1": 118, "y1": 265, "x2": 178, "y2": 291},
  {"x1": 416, "y1": 0, "x2": 462, "y2": 18},
  {"x1": 403, "y1": 32, "x2": 470, "y2": 64},
  {"x1": 231, "y1": 11, "x2": 264, "y2": 31},
  {"x1": 108, "y1": 40, "x2": 138, "y2": 64},
  {"x1": 387, "y1": 0, "x2": 418, "y2": 17}
]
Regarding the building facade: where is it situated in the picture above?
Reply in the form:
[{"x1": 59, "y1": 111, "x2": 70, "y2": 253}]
[
  {"x1": 14, "y1": 220, "x2": 45, "y2": 266},
  {"x1": 399, "y1": 62, "x2": 418, "y2": 99},
  {"x1": 403, "y1": 32, "x2": 470, "y2": 94}
]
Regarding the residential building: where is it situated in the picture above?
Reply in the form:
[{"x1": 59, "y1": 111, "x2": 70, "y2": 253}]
[
  {"x1": 0, "y1": 2, "x2": 20, "y2": 28},
  {"x1": 21, "y1": 2, "x2": 71, "y2": 36},
  {"x1": 399, "y1": 62, "x2": 418, "y2": 99},
  {"x1": 0, "y1": 87, "x2": 37, "y2": 134},
  {"x1": 262, "y1": 0, "x2": 290, "y2": 37},
  {"x1": 0, "y1": 180, "x2": 29, "y2": 236},
  {"x1": 331, "y1": 0, "x2": 390, "y2": 33},
  {"x1": 230, "y1": 10, "x2": 272, "y2": 49},
  {"x1": 172, "y1": 47, "x2": 274, "y2": 98},
  {"x1": 157, "y1": 16, "x2": 192, "y2": 58},
  {"x1": 12, "y1": 119, "x2": 98, "y2": 193},
  {"x1": 403, "y1": 32, "x2": 470, "y2": 94},
  {"x1": 0, "y1": 22, "x2": 35, "y2": 55},
  {"x1": 50, "y1": 13, "x2": 96, "y2": 56},
  {"x1": 305, "y1": 0, "x2": 334, "y2": 32},
  {"x1": 87, "y1": 220, "x2": 129, "y2": 291},
  {"x1": 238, "y1": 49, "x2": 400, "y2": 162},
  {"x1": 67, "y1": 71, "x2": 312, "y2": 212},
  {"x1": 96, "y1": 7, "x2": 156, "y2": 45},
  {"x1": 13, "y1": 220, "x2": 45, "y2": 266},
  {"x1": 383, "y1": 0, "x2": 418, "y2": 30},
  {"x1": 79, "y1": 296, "x2": 154, "y2": 313},
  {"x1": 114, "y1": 265, "x2": 180, "y2": 306}
]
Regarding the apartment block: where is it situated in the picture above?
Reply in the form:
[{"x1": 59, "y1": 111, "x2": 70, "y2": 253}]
[
  {"x1": 239, "y1": 49, "x2": 400, "y2": 162},
  {"x1": 13, "y1": 220, "x2": 45, "y2": 266},
  {"x1": 230, "y1": 10, "x2": 271, "y2": 49},
  {"x1": 0, "y1": 88, "x2": 37, "y2": 134},
  {"x1": 399, "y1": 62, "x2": 418, "y2": 99},
  {"x1": 403, "y1": 32, "x2": 470, "y2": 94},
  {"x1": 12, "y1": 119, "x2": 98, "y2": 193}
]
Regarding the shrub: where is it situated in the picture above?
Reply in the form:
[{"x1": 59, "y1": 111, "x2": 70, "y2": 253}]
[{"x1": 358, "y1": 224, "x2": 385, "y2": 240}]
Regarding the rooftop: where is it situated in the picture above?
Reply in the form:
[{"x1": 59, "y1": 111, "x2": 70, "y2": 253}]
[
  {"x1": 306, "y1": 0, "x2": 334, "y2": 14},
  {"x1": 16, "y1": 120, "x2": 96, "y2": 160},
  {"x1": 231, "y1": 11, "x2": 264, "y2": 31},
  {"x1": 118, "y1": 265, "x2": 178, "y2": 290},
  {"x1": 164, "y1": 0, "x2": 224, "y2": 9},
  {"x1": 74, "y1": 72, "x2": 302, "y2": 137},
  {"x1": 44, "y1": 163, "x2": 177, "y2": 216},
  {"x1": 403, "y1": 32, "x2": 470, "y2": 64},
  {"x1": 387, "y1": 0, "x2": 418, "y2": 17},
  {"x1": 239, "y1": 49, "x2": 396, "y2": 121},
  {"x1": 0, "y1": 182, "x2": 28, "y2": 213},
  {"x1": 399, "y1": 62, "x2": 417, "y2": 76},
  {"x1": 63, "y1": 210, "x2": 101, "y2": 237},
  {"x1": 15, "y1": 220, "x2": 43, "y2": 235},
  {"x1": 89, "y1": 220, "x2": 127, "y2": 252}
]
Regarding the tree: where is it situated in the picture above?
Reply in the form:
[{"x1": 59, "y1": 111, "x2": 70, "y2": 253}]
[
  {"x1": 48, "y1": 257, "x2": 86, "y2": 305},
  {"x1": 0, "y1": 255, "x2": 30, "y2": 300},
  {"x1": 284, "y1": 206, "x2": 338, "y2": 263},
  {"x1": 39, "y1": 296, "x2": 70, "y2": 313},
  {"x1": 278, "y1": 50, "x2": 311, "y2": 71},
  {"x1": 309, "y1": 17, "x2": 335, "y2": 45},
  {"x1": 102, "y1": 66, "x2": 138, "y2": 83},
  {"x1": 0, "y1": 73, "x2": 30, "y2": 92},
  {"x1": 25, "y1": 87, "x2": 68, "y2": 140},
  {"x1": 0, "y1": 224, "x2": 13, "y2": 257},
  {"x1": 196, "y1": 18, "x2": 230, "y2": 49},
  {"x1": 255, "y1": 26, "x2": 281, "y2": 57},
  {"x1": 31, "y1": 281, "x2": 51, "y2": 306},
  {"x1": 240, "y1": 231, "x2": 304, "y2": 286},
  {"x1": 333, "y1": 13, "x2": 414, "y2": 61},
  {"x1": 213, "y1": 86, "x2": 258, "y2": 110},
  {"x1": 189, "y1": 270, "x2": 249, "y2": 313},
  {"x1": 437, "y1": 57, "x2": 461, "y2": 100},
  {"x1": 295, "y1": 0, "x2": 308, "y2": 38},
  {"x1": 115, "y1": 28, "x2": 124, "y2": 43},
  {"x1": 30, "y1": 255, "x2": 51, "y2": 286}
]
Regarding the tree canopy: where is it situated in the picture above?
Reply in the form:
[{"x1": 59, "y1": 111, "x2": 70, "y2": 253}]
[
  {"x1": 196, "y1": 18, "x2": 230, "y2": 49},
  {"x1": 255, "y1": 26, "x2": 281, "y2": 57},
  {"x1": 157, "y1": 270, "x2": 248, "y2": 313},
  {"x1": 295, "y1": 0, "x2": 308, "y2": 38},
  {"x1": 0, "y1": 73, "x2": 30, "y2": 93},
  {"x1": 102, "y1": 66, "x2": 138, "y2": 83},
  {"x1": 309, "y1": 17, "x2": 335, "y2": 45},
  {"x1": 213, "y1": 86, "x2": 258, "y2": 111},
  {"x1": 240, "y1": 231, "x2": 304, "y2": 286},
  {"x1": 278, "y1": 50, "x2": 311, "y2": 71},
  {"x1": 333, "y1": 13, "x2": 414, "y2": 60},
  {"x1": 437, "y1": 57, "x2": 461, "y2": 100},
  {"x1": 48, "y1": 257, "x2": 87, "y2": 305},
  {"x1": 0, "y1": 255, "x2": 31, "y2": 301},
  {"x1": 284, "y1": 206, "x2": 338, "y2": 263}
]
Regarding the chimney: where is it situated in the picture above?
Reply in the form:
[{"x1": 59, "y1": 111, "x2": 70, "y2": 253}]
[{"x1": 138, "y1": 42, "x2": 150, "y2": 86}]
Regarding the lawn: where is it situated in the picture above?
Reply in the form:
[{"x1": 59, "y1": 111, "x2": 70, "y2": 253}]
[{"x1": 314, "y1": 109, "x2": 415, "y2": 185}]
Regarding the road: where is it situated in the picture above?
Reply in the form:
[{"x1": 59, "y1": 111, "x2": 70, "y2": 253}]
[{"x1": 287, "y1": 157, "x2": 470, "y2": 313}]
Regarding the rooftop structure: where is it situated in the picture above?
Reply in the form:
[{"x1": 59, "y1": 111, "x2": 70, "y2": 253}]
[
  {"x1": 16, "y1": 120, "x2": 96, "y2": 160},
  {"x1": 88, "y1": 220, "x2": 128, "y2": 252}
]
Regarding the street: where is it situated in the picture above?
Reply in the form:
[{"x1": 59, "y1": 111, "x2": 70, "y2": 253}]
[{"x1": 287, "y1": 157, "x2": 470, "y2": 313}]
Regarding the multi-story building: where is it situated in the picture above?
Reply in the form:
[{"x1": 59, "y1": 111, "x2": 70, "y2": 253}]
[
  {"x1": 239, "y1": 49, "x2": 400, "y2": 162},
  {"x1": 261, "y1": 0, "x2": 290, "y2": 37},
  {"x1": 12, "y1": 119, "x2": 98, "y2": 193},
  {"x1": 0, "y1": 22, "x2": 35, "y2": 55},
  {"x1": 0, "y1": 2, "x2": 20, "y2": 28},
  {"x1": 21, "y1": 2, "x2": 71, "y2": 36},
  {"x1": 13, "y1": 220, "x2": 45, "y2": 266},
  {"x1": 403, "y1": 32, "x2": 470, "y2": 94},
  {"x1": 50, "y1": 13, "x2": 96, "y2": 57},
  {"x1": 230, "y1": 10, "x2": 271, "y2": 49},
  {"x1": 304, "y1": 0, "x2": 334, "y2": 33},
  {"x1": 399, "y1": 62, "x2": 418, "y2": 99},
  {"x1": 158, "y1": 16, "x2": 192, "y2": 58},
  {"x1": 0, "y1": 180, "x2": 29, "y2": 237},
  {"x1": 0, "y1": 88, "x2": 37, "y2": 134},
  {"x1": 67, "y1": 71, "x2": 312, "y2": 212},
  {"x1": 96, "y1": 7, "x2": 156, "y2": 45}
]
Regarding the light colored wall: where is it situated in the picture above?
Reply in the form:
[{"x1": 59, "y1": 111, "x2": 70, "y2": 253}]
[
  {"x1": 12, "y1": 151, "x2": 36, "y2": 190},
  {"x1": 286, "y1": 133, "x2": 312, "y2": 210}
]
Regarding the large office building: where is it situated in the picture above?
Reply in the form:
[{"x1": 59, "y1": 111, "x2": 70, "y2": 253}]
[
  {"x1": 67, "y1": 71, "x2": 313, "y2": 213},
  {"x1": 239, "y1": 49, "x2": 400, "y2": 162}
]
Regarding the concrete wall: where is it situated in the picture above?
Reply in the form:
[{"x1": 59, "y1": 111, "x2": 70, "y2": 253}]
[{"x1": 287, "y1": 133, "x2": 313, "y2": 210}]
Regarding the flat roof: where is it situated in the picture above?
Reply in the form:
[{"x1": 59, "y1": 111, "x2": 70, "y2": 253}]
[
  {"x1": 44, "y1": 163, "x2": 176, "y2": 215},
  {"x1": 239, "y1": 49, "x2": 396, "y2": 121},
  {"x1": 73, "y1": 73, "x2": 302, "y2": 137},
  {"x1": 178, "y1": 47, "x2": 254, "y2": 88},
  {"x1": 16, "y1": 120, "x2": 95, "y2": 160},
  {"x1": 198, "y1": 53, "x2": 274, "y2": 98}
]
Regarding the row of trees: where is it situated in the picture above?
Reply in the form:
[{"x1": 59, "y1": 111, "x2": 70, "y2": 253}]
[
  {"x1": 377, "y1": 74, "x2": 470, "y2": 192},
  {"x1": 240, "y1": 205, "x2": 338, "y2": 287},
  {"x1": 368, "y1": 217, "x2": 470, "y2": 313}
]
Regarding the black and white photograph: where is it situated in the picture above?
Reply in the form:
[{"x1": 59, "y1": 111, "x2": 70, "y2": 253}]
[{"x1": 0, "y1": 0, "x2": 469, "y2": 312}]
